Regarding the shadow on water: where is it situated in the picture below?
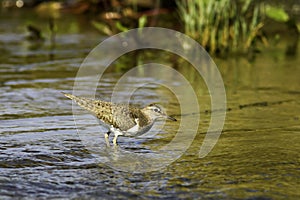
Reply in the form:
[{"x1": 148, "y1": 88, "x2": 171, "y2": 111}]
[{"x1": 0, "y1": 10, "x2": 299, "y2": 199}]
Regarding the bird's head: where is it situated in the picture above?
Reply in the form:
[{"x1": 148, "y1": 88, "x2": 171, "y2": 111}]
[{"x1": 142, "y1": 104, "x2": 177, "y2": 122}]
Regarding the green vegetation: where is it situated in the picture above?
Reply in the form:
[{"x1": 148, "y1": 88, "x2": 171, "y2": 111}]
[
  {"x1": 25, "y1": 0, "x2": 297, "y2": 58},
  {"x1": 176, "y1": 0, "x2": 299, "y2": 56},
  {"x1": 176, "y1": 0, "x2": 265, "y2": 55},
  {"x1": 92, "y1": 15, "x2": 147, "y2": 36},
  {"x1": 265, "y1": 5, "x2": 289, "y2": 23}
]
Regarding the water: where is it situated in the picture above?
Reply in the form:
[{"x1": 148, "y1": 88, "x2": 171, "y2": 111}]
[{"x1": 1, "y1": 10, "x2": 300, "y2": 199}]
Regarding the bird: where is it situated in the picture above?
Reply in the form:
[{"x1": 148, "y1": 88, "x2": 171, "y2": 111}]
[{"x1": 62, "y1": 92, "x2": 177, "y2": 146}]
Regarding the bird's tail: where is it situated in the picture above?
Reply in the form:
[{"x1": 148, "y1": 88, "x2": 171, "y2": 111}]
[
  {"x1": 62, "y1": 92, "x2": 77, "y2": 100},
  {"x1": 62, "y1": 92, "x2": 100, "y2": 114}
]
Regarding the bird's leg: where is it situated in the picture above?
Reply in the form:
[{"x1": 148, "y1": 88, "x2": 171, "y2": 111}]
[
  {"x1": 113, "y1": 134, "x2": 118, "y2": 146},
  {"x1": 105, "y1": 131, "x2": 110, "y2": 147},
  {"x1": 112, "y1": 130, "x2": 123, "y2": 146}
]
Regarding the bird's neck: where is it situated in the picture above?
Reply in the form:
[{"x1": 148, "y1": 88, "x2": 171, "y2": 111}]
[{"x1": 139, "y1": 110, "x2": 154, "y2": 127}]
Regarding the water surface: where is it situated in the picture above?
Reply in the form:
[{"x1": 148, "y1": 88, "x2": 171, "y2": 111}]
[{"x1": 0, "y1": 10, "x2": 299, "y2": 199}]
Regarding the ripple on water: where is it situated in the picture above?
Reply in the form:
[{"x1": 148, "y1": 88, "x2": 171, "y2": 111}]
[{"x1": 1, "y1": 10, "x2": 300, "y2": 199}]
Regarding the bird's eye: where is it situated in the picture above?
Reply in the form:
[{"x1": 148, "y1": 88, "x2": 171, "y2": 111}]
[{"x1": 154, "y1": 108, "x2": 160, "y2": 112}]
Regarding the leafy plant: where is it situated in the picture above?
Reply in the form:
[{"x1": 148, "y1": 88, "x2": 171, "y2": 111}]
[{"x1": 265, "y1": 5, "x2": 289, "y2": 22}]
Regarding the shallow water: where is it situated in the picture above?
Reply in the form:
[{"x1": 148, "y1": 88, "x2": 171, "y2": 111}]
[{"x1": 0, "y1": 10, "x2": 299, "y2": 199}]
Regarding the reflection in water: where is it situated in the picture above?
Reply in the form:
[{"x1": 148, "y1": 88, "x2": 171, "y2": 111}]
[{"x1": 0, "y1": 10, "x2": 299, "y2": 199}]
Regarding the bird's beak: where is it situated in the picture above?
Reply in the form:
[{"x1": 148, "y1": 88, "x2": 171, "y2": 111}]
[{"x1": 166, "y1": 115, "x2": 177, "y2": 121}]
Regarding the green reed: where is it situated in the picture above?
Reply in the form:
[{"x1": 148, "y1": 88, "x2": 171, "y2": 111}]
[{"x1": 177, "y1": 0, "x2": 264, "y2": 55}]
